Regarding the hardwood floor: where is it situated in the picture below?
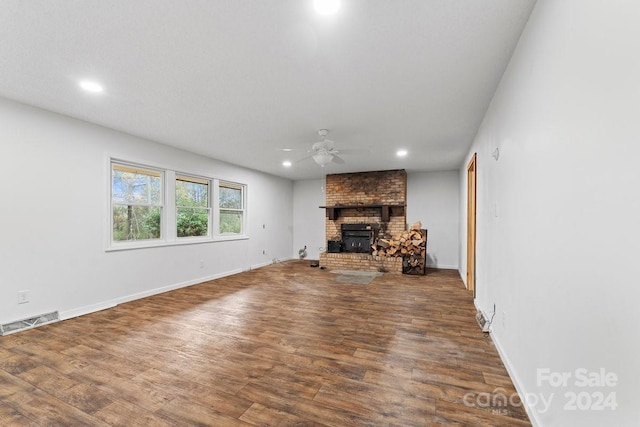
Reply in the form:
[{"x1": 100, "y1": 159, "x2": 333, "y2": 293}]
[{"x1": 0, "y1": 261, "x2": 530, "y2": 426}]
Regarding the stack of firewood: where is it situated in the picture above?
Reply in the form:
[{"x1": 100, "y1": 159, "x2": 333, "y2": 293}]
[{"x1": 372, "y1": 222, "x2": 427, "y2": 274}]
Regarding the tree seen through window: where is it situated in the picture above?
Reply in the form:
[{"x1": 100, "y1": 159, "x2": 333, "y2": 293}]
[{"x1": 176, "y1": 175, "x2": 210, "y2": 237}]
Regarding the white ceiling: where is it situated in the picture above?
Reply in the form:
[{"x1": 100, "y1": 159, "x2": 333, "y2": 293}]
[{"x1": 0, "y1": 0, "x2": 536, "y2": 180}]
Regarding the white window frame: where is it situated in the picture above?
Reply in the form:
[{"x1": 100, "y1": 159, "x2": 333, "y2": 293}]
[
  {"x1": 175, "y1": 173, "x2": 212, "y2": 241},
  {"x1": 110, "y1": 161, "x2": 164, "y2": 247},
  {"x1": 107, "y1": 158, "x2": 248, "y2": 251},
  {"x1": 215, "y1": 180, "x2": 246, "y2": 237}
]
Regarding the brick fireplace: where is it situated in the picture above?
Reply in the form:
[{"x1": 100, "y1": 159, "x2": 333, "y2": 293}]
[{"x1": 319, "y1": 170, "x2": 406, "y2": 273}]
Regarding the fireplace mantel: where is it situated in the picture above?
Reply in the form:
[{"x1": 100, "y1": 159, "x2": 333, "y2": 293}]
[{"x1": 320, "y1": 204, "x2": 405, "y2": 222}]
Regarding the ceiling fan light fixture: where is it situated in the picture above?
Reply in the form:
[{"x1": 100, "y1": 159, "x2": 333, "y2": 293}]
[
  {"x1": 314, "y1": 0, "x2": 340, "y2": 15},
  {"x1": 79, "y1": 80, "x2": 104, "y2": 94},
  {"x1": 312, "y1": 152, "x2": 333, "y2": 166}
]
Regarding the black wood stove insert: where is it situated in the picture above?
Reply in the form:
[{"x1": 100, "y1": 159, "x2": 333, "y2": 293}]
[{"x1": 341, "y1": 224, "x2": 379, "y2": 253}]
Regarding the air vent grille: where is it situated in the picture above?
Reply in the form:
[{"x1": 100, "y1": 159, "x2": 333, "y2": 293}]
[
  {"x1": 476, "y1": 310, "x2": 491, "y2": 333},
  {"x1": 0, "y1": 311, "x2": 59, "y2": 336}
]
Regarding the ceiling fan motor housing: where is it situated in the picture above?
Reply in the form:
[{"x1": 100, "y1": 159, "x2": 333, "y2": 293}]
[{"x1": 311, "y1": 129, "x2": 341, "y2": 166}]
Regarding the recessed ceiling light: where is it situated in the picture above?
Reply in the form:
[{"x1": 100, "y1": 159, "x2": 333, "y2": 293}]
[
  {"x1": 281, "y1": 148, "x2": 293, "y2": 152},
  {"x1": 314, "y1": 0, "x2": 341, "y2": 15},
  {"x1": 79, "y1": 80, "x2": 104, "y2": 93},
  {"x1": 282, "y1": 160, "x2": 292, "y2": 167},
  {"x1": 396, "y1": 149, "x2": 408, "y2": 157}
]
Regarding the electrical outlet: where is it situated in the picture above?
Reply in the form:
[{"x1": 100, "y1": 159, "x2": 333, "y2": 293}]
[
  {"x1": 199, "y1": 260, "x2": 204, "y2": 268},
  {"x1": 262, "y1": 249, "x2": 267, "y2": 255},
  {"x1": 18, "y1": 290, "x2": 29, "y2": 304}
]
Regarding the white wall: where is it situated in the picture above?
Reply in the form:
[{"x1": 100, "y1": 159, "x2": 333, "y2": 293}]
[
  {"x1": 459, "y1": 1, "x2": 640, "y2": 426},
  {"x1": 292, "y1": 179, "x2": 326, "y2": 260},
  {"x1": 0, "y1": 98, "x2": 293, "y2": 325},
  {"x1": 407, "y1": 171, "x2": 459, "y2": 269}
]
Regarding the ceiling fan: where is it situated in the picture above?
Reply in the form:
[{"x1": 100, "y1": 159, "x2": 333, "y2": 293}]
[{"x1": 309, "y1": 129, "x2": 344, "y2": 167}]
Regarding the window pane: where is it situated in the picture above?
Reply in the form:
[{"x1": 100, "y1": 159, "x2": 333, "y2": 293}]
[
  {"x1": 219, "y1": 185, "x2": 242, "y2": 209},
  {"x1": 112, "y1": 166, "x2": 161, "y2": 205},
  {"x1": 176, "y1": 178, "x2": 208, "y2": 208},
  {"x1": 220, "y1": 210, "x2": 242, "y2": 234},
  {"x1": 177, "y1": 207, "x2": 209, "y2": 237},
  {"x1": 113, "y1": 205, "x2": 161, "y2": 241}
]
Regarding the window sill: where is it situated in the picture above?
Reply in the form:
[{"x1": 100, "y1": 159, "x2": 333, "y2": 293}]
[{"x1": 106, "y1": 234, "x2": 249, "y2": 252}]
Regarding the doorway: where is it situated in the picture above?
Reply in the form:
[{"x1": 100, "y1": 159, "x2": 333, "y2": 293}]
[{"x1": 466, "y1": 154, "x2": 477, "y2": 296}]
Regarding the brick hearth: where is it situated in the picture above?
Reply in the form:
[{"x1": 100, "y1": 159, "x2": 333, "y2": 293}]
[{"x1": 321, "y1": 252, "x2": 403, "y2": 273}]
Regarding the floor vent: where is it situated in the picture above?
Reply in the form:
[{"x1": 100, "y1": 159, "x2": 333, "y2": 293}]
[
  {"x1": 0, "y1": 311, "x2": 60, "y2": 336},
  {"x1": 476, "y1": 310, "x2": 491, "y2": 333}
]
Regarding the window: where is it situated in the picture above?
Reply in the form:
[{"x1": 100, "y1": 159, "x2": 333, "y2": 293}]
[
  {"x1": 109, "y1": 159, "x2": 247, "y2": 249},
  {"x1": 111, "y1": 163, "x2": 163, "y2": 241},
  {"x1": 218, "y1": 182, "x2": 244, "y2": 234},
  {"x1": 176, "y1": 175, "x2": 210, "y2": 238}
]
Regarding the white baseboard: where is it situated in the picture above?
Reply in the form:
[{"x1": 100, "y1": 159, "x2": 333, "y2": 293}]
[
  {"x1": 489, "y1": 331, "x2": 543, "y2": 427},
  {"x1": 60, "y1": 301, "x2": 117, "y2": 321},
  {"x1": 59, "y1": 268, "x2": 244, "y2": 322},
  {"x1": 59, "y1": 259, "x2": 296, "y2": 324},
  {"x1": 426, "y1": 263, "x2": 459, "y2": 270},
  {"x1": 250, "y1": 256, "x2": 293, "y2": 271},
  {"x1": 58, "y1": 259, "x2": 296, "y2": 324},
  {"x1": 115, "y1": 269, "x2": 244, "y2": 305},
  {"x1": 250, "y1": 260, "x2": 275, "y2": 270}
]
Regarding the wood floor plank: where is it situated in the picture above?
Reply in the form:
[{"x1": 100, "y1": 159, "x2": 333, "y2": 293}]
[
  {"x1": 92, "y1": 400, "x2": 176, "y2": 427},
  {"x1": 154, "y1": 395, "x2": 253, "y2": 427},
  {"x1": 71, "y1": 366, "x2": 176, "y2": 413},
  {"x1": 1, "y1": 390, "x2": 109, "y2": 426},
  {"x1": 10, "y1": 342, "x2": 90, "y2": 375},
  {"x1": 0, "y1": 261, "x2": 530, "y2": 426},
  {"x1": 435, "y1": 399, "x2": 531, "y2": 426},
  {"x1": 16, "y1": 366, "x2": 78, "y2": 395},
  {"x1": 239, "y1": 364, "x2": 323, "y2": 401},
  {"x1": 133, "y1": 367, "x2": 254, "y2": 418},
  {"x1": 239, "y1": 402, "x2": 327, "y2": 427},
  {"x1": 0, "y1": 401, "x2": 39, "y2": 427},
  {"x1": 0, "y1": 353, "x2": 40, "y2": 376},
  {"x1": 236, "y1": 381, "x2": 385, "y2": 427},
  {"x1": 0, "y1": 369, "x2": 38, "y2": 399},
  {"x1": 313, "y1": 380, "x2": 437, "y2": 426}
]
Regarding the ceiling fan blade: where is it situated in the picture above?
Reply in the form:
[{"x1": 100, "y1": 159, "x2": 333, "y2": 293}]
[
  {"x1": 335, "y1": 148, "x2": 370, "y2": 155},
  {"x1": 275, "y1": 147, "x2": 305, "y2": 152},
  {"x1": 332, "y1": 154, "x2": 345, "y2": 164}
]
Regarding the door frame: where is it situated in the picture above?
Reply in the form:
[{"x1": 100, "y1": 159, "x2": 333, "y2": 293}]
[{"x1": 466, "y1": 154, "x2": 477, "y2": 296}]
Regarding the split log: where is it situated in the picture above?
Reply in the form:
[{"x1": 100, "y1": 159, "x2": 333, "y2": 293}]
[{"x1": 372, "y1": 227, "x2": 428, "y2": 275}]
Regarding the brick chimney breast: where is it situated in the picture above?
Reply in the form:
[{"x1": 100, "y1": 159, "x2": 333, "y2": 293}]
[{"x1": 320, "y1": 170, "x2": 407, "y2": 272}]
